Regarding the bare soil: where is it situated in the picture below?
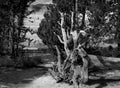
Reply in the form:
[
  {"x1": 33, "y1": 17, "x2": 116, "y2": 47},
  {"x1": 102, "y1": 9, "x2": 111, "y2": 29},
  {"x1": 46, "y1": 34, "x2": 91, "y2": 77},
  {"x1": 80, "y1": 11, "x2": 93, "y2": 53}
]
[
  {"x1": 1, "y1": 45, "x2": 120, "y2": 88},
  {"x1": 0, "y1": 64, "x2": 120, "y2": 88}
]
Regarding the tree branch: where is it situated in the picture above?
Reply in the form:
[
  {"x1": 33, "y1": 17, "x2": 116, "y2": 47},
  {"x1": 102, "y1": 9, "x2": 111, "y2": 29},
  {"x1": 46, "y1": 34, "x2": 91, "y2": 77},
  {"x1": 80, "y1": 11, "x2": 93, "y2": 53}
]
[
  {"x1": 66, "y1": 29, "x2": 70, "y2": 39},
  {"x1": 55, "y1": 45, "x2": 61, "y2": 60},
  {"x1": 54, "y1": 32, "x2": 64, "y2": 44},
  {"x1": 55, "y1": 45, "x2": 62, "y2": 73},
  {"x1": 59, "y1": 12, "x2": 70, "y2": 56},
  {"x1": 71, "y1": 11, "x2": 74, "y2": 32}
]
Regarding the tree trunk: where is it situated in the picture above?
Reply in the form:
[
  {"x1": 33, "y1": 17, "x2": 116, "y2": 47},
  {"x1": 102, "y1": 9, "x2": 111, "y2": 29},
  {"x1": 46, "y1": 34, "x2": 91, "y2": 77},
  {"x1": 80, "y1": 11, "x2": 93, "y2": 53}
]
[{"x1": 49, "y1": 1, "x2": 89, "y2": 86}]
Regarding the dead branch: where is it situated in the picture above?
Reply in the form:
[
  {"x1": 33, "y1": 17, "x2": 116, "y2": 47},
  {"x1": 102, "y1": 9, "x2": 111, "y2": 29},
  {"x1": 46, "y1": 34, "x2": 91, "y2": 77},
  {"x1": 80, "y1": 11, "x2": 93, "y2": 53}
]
[
  {"x1": 55, "y1": 45, "x2": 62, "y2": 74},
  {"x1": 59, "y1": 12, "x2": 70, "y2": 56},
  {"x1": 71, "y1": 11, "x2": 74, "y2": 32},
  {"x1": 54, "y1": 32, "x2": 64, "y2": 44},
  {"x1": 66, "y1": 29, "x2": 70, "y2": 39}
]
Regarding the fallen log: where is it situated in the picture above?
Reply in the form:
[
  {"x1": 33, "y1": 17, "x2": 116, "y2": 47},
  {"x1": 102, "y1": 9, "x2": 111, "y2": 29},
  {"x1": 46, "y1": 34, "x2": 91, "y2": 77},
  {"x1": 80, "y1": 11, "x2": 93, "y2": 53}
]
[{"x1": 88, "y1": 54, "x2": 120, "y2": 70}]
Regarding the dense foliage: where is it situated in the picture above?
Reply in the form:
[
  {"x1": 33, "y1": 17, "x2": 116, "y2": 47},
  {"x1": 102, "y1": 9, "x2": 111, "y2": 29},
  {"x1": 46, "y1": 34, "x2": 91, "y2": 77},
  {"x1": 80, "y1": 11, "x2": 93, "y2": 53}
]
[
  {"x1": 0, "y1": 0, "x2": 35, "y2": 57},
  {"x1": 38, "y1": 0, "x2": 120, "y2": 49}
]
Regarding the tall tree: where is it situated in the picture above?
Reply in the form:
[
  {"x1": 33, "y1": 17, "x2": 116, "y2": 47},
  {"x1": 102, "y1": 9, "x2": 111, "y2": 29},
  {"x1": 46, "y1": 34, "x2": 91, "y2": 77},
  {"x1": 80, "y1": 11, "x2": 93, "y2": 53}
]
[
  {"x1": 37, "y1": 0, "x2": 120, "y2": 87},
  {"x1": 38, "y1": 0, "x2": 90, "y2": 85}
]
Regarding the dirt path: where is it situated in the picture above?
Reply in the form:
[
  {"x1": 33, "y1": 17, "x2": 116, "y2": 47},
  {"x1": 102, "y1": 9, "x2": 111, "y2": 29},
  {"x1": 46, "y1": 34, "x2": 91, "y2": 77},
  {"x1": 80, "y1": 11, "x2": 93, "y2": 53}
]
[
  {"x1": 0, "y1": 66, "x2": 120, "y2": 88},
  {"x1": 23, "y1": 72, "x2": 120, "y2": 88},
  {"x1": 1, "y1": 74, "x2": 120, "y2": 88},
  {"x1": 0, "y1": 67, "x2": 74, "y2": 88},
  {"x1": 23, "y1": 75, "x2": 74, "y2": 88}
]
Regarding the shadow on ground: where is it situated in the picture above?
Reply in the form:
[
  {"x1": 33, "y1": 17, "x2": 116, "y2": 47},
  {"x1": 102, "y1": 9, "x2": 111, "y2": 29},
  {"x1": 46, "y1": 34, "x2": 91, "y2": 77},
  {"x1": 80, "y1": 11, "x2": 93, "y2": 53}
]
[
  {"x1": 87, "y1": 74, "x2": 120, "y2": 88},
  {"x1": 0, "y1": 66, "x2": 48, "y2": 84}
]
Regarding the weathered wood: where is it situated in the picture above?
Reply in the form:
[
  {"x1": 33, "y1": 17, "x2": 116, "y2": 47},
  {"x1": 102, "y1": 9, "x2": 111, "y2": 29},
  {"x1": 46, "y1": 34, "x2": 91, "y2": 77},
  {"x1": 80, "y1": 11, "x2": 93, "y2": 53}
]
[
  {"x1": 88, "y1": 54, "x2": 120, "y2": 69},
  {"x1": 49, "y1": 53, "x2": 120, "y2": 83}
]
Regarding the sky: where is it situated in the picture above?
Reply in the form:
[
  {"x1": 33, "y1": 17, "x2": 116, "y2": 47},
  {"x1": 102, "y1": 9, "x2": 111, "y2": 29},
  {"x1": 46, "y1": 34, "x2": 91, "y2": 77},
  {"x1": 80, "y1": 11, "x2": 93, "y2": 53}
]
[{"x1": 23, "y1": 0, "x2": 52, "y2": 48}]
